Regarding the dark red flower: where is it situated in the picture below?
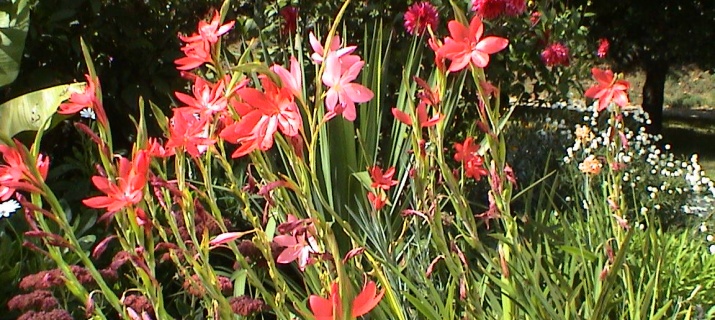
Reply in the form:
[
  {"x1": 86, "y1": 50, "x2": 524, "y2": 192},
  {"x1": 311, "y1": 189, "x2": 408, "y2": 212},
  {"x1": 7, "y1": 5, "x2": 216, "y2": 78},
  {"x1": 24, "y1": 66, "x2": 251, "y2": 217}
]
[
  {"x1": 403, "y1": 2, "x2": 440, "y2": 36},
  {"x1": 279, "y1": 6, "x2": 299, "y2": 35},
  {"x1": 540, "y1": 42, "x2": 570, "y2": 67},
  {"x1": 597, "y1": 38, "x2": 609, "y2": 58},
  {"x1": 471, "y1": 0, "x2": 506, "y2": 19}
]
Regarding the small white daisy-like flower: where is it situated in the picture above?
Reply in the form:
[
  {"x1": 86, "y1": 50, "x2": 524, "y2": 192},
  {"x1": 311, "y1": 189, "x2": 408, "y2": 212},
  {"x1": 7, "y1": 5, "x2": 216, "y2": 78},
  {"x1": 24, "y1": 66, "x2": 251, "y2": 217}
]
[
  {"x1": 700, "y1": 224, "x2": 708, "y2": 233},
  {"x1": 80, "y1": 107, "x2": 96, "y2": 120},
  {"x1": 710, "y1": 245, "x2": 715, "y2": 255},
  {"x1": 707, "y1": 235, "x2": 713, "y2": 242},
  {"x1": 0, "y1": 199, "x2": 21, "y2": 219}
]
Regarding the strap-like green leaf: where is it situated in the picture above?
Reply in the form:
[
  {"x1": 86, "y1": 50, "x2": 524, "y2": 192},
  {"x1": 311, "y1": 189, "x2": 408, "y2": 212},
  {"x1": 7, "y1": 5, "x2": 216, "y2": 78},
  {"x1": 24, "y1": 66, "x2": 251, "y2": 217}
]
[
  {"x1": 0, "y1": 82, "x2": 86, "y2": 141},
  {"x1": 0, "y1": 0, "x2": 30, "y2": 87}
]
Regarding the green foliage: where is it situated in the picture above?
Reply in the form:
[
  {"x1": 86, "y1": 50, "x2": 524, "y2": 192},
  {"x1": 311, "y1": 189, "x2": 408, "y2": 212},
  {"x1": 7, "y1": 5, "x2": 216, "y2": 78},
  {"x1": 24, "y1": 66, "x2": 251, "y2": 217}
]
[
  {"x1": 0, "y1": 0, "x2": 29, "y2": 87},
  {"x1": 0, "y1": 83, "x2": 84, "y2": 141}
]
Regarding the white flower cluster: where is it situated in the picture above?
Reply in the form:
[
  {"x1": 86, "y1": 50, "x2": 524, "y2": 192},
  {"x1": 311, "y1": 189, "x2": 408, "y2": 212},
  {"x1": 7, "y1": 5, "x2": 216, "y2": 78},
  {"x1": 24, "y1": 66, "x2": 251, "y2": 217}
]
[{"x1": 555, "y1": 99, "x2": 715, "y2": 218}]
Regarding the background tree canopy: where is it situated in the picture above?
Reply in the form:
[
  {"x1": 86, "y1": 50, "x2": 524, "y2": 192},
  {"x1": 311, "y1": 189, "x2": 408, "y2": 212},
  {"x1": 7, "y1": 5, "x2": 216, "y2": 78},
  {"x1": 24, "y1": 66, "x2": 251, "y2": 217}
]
[{"x1": 581, "y1": 0, "x2": 715, "y2": 133}]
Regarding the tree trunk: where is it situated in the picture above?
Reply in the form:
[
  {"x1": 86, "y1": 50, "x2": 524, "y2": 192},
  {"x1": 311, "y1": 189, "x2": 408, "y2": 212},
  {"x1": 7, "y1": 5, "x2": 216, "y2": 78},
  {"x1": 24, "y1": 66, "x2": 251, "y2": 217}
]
[{"x1": 641, "y1": 61, "x2": 668, "y2": 135}]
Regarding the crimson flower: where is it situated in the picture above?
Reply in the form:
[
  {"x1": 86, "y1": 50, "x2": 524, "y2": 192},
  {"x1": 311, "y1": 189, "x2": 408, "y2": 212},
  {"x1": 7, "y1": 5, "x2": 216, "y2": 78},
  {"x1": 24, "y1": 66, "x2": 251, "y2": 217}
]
[
  {"x1": 322, "y1": 53, "x2": 374, "y2": 121},
  {"x1": 309, "y1": 280, "x2": 385, "y2": 320},
  {"x1": 584, "y1": 68, "x2": 630, "y2": 112},
  {"x1": 392, "y1": 104, "x2": 442, "y2": 128},
  {"x1": 0, "y1": 142, "x2": 49, "y2": 200},
  {"x1": 219, "y1": 77, "x2": 302, "y2": 158},
  {"x1": 58, "y1": 74, "x2": 109, "y2": 127},
  {"x1": 174, "y1": 77, "x2": 228, "y2": 116},
  {"x1": 369, "y1": 166, "x2": 398, "y2": 190},
  {"x1": 403, "y1": 2, "x2": 439, "y2": 36},
  {"x1": 471, "y1": 0, "x2": 525, "y2": 18},
  {"x1": 279, "y1": 6, "x2": 299, "y2": 35},
  {"x1": 83, "y1": 151, "x2": 149, "y2": 218},
  {"x1": 165, "y1": 109, "x2": 215, "y2": 157},
  {"x1": 436, "y1": 16, "x2": 509, "y2": 72},
  {"x1": 597, "y1": 38, "x2": 609, "y2": 58},
  {"x1": 541, "y1": 42, "x2": 570, "y2": 67}
]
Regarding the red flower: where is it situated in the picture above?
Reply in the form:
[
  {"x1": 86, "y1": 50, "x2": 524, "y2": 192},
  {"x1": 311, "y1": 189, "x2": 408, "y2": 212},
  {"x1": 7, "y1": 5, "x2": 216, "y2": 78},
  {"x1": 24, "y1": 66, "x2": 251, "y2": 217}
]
[
  {"x1": 175, "y1": 11, "x2": 234, "y2": 71},
  {"x1": 165, "y1": 108, "x2": 216, "y2": 158},
  {"x1": 392, "y1": 105, "x2": 442, "y2": 128},
  {"x1": 219, "y1": 77, "x2": 302, "y2": 158},
  {"x1": 369, "y1": 166, "x2": 398, "y2": 190},
  {"x1": 540, "y1": 42, "x2": 570, "y2": 67},
  {"x1": 273, "y1": 231, "x2": 320, "y2": 271},
  {"x1": 597, "y1": 38, "x2": 609, "y2": 58},
  {"x1": 471, "y1": 0, "x2": 506, "y2": 19},
  {"x1": 464, "y1": 156, "x2": 488, "y2": 180},
  {"x1": 175, "y1": 40, "x2": 212, "y2": 71},
  {"x1": 279, "y1": 6, "x2": 299, "y2": 35},
  {"x1": 0, "y1": 142, "x2": 49, "y2": 200},
  {"x1": 309, "y1": 280, "x2": 385, "y2": 320},
  {"x1": 436, "y1": 16, "x2": 509, "y2": 72},
  {"x1": 322, "y1": 52, "x2": 374, "y2": 121},
  {"x1": 58, "y1": 74, "x2": 109, "y2": 127},
  {"x1": 83, "y1": 151, "x2": 149, "y2": 217},
  {"x1": 403, "y1": 2, "x2": 440, "y2": 36},
  {"x1": 367, "y1": 191, "x2": 387, "y2": 210},
  {"x1": 181, "y1": 11, "x2": 234, "y2": 44},
  {"x1": 453, "y1": 137, "x2": 479, "y2": 162},
  {"x1": 174, "y1": 77, "x2": 228, "y2": 116},
  {"x1": 584, "y1": 68, "x2": 630, "y2": 112},
  {"x1": 529, "y1": 11, "x2": 541, "y2": 26},
  {"x1": 471, "y1": 0, "x2": 524, "y2": 18},
  {"x1": 505, "y1": 0, "x2": 526, "y2": 16}
]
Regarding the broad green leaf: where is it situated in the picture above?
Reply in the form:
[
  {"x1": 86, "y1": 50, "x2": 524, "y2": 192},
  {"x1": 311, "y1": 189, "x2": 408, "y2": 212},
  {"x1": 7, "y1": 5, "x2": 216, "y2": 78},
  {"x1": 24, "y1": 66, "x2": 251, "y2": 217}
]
[
  {"x1": 0, "y1": 0, "x2": 30, "y2": 87},
  {"x1": 0, "y1": 82, "x2": 86, "y2": 141}
]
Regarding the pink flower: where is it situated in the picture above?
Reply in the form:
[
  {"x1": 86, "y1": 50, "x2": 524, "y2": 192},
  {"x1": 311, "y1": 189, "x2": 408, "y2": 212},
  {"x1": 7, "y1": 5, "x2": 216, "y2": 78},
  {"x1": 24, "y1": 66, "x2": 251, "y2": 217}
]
[
  {"x1": 309, "y1": 32, "x2": 356, "y2": 65},
  {"x1": 403, "y1": 2, "x2": 440, "y2": 36},
  {"x1": 529, "y1": 11, "x2": 541, "y2": 26},
  {"x1": 504, "y1": 0, "x2": 526, "y2": 16},
  {"x1": 174, "y1": 11, "x2": 234, "y2": 71},
  {"x1": 273, "y1": 227, "x2": 320, "y2": 271},
  {"x1": 392, "y1": 104, "x2": 442, "y2": 128},
  {"x1": 270, "y1": 56, "x2": 303, "y2": 100},
  {"x1": 584, "y1": 68, "x2": 630, "y2": 112},
  {"x1": 436, "y1": 16, "x2": 509, "y2": 72},
  {"x1": 541, "y1": 42, "x2": 570, "y2": 67},
  {"x1": 322, "y1": 53, "x2": 374, "y2": 121},
  {"x1": 309, "y1": 280, "x2": 385, "y2": 320},
  {"x1": 597, "y1": 38, "x2": 609, "y2": 58}
]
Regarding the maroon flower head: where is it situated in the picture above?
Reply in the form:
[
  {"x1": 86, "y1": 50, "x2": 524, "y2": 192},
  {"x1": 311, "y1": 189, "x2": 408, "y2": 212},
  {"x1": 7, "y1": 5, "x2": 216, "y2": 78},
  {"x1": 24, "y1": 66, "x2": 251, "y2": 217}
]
[
  {"x1": 230, "y1": 296, "x2": 267, "y2": 316},
  {"x1": 279, "y1": 6, "x2": 299, "y2": 35},
  {"x1": 17, "y1": 309, "x2": 72, "y2": 320},
  {"x1": 541, "y1": 42, "x2": 570, "y2": 67},
  {"x1": 403, "y1": 2, "x2": 440, "y2": 36},
  {"x1": 7, "y1": 290, "x2": 58, "y2": 312}
]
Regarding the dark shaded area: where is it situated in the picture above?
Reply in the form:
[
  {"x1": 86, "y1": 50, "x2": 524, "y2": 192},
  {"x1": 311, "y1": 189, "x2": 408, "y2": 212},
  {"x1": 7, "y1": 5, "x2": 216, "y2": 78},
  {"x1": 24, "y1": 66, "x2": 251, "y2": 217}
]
[{"x1": 579, "y1": 0, "x2": 715, "y2": 135}]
